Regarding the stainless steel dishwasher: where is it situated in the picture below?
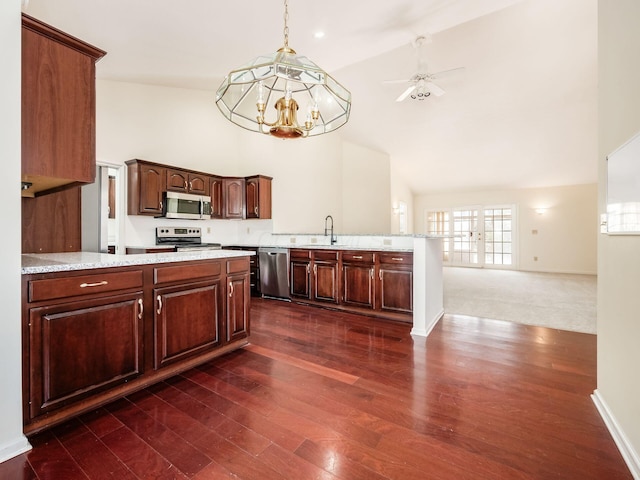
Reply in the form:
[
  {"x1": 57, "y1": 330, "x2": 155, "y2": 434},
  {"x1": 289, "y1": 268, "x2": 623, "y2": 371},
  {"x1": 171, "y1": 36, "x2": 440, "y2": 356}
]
[{"x1": 258, "y1": 248, "x2": 290, "y2": 300}]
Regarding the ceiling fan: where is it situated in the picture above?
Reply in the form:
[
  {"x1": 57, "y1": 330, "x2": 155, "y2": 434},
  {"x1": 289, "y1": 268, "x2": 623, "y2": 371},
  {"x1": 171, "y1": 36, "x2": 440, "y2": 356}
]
[{"x1": 383, "y1": 35, "x2": 464, "y2": 102}]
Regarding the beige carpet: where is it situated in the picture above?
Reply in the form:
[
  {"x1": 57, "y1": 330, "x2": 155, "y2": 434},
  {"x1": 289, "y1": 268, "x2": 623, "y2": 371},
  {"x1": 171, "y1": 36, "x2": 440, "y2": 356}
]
[{"x1": 443, "y1": 267, "x2": 597, "y2": 334}]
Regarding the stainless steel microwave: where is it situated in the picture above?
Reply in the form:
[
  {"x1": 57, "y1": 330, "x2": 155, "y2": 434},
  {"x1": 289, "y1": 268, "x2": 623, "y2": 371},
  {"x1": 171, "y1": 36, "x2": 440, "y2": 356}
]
[{"x1": 162, "y1": 191, "x2": 211, "y2": 220}]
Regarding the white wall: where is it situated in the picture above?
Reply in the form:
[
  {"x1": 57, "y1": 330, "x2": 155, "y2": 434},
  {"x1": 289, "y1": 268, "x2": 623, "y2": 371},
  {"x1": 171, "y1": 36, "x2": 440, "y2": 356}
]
[
  {"x1": 0, "y1": 1, "x2": 31, "y2": 462},
  {"x1": 414, "y1": 184, "x2": 597, "y2": 274},
  {"x1": 342, "y1": 141, "x2": 391, "y2": 234},
  {"x1": 597, "y1": 1, "x2": 640, "y2": 475},
  {"x1": 96, "y1": 79, "x2": 393, "y2": 243}
]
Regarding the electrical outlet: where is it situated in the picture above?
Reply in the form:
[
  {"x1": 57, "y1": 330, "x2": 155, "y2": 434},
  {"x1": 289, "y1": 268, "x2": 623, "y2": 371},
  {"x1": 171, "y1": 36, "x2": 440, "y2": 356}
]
[
  {"x1": 206, "y1": 227, "x2": 211, "y2": 234},
  {"x1": 534, "y1": 256, "x2": 538, "y2": 261},
  {"x1": 383, "y1": 238, "x2": 392, "y2": 246},
  {"x1": 532, "y1": 229, "x2": 538, "y2": 235},
  {"x1": 246, "y1": 227, "x2": 250, "y2": 234},
  {"x1": 290, "y1": 237, "x2": 296, "y2": 244},
  {"x1": 310, "y1": 237, "x2": 317, "y2": 244}
]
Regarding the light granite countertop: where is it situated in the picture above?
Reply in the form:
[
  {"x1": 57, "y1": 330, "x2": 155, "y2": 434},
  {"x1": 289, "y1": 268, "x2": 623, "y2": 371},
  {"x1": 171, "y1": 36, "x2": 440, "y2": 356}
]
[{"x1": 22, "y1": 250, "x2": 254, "y2": 275}]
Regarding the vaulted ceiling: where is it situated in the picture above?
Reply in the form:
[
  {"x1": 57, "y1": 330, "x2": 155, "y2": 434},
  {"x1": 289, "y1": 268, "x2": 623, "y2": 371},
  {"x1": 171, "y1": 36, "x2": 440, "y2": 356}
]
[{"x1": 23, "y1": 0, "x2": 597, "y2": 194}]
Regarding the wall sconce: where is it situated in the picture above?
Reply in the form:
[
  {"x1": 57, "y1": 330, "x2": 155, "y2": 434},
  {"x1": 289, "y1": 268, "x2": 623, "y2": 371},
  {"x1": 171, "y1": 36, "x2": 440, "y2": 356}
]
[
  {"x1": 392, "y1": 204, "x2": 400, "y2": 215},
  {"x1": 535, "y1": 207, "x2": 547, "y2": 215}
]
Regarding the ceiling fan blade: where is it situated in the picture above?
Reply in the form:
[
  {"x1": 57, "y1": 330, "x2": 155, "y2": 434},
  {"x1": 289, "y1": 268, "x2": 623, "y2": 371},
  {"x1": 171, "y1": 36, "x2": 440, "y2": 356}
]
[
  {"x1": 425, "y1": 82, "x2": 445, "y2": 97},
  {"x1": 396, "y1": 85, "x2": 416, "y2": 102},
  {"x1": 430, "y1": 66, "x2": 465, "y2": 80},
  {"x1": 383, "y1": 78, "x2": 412, "y2": 85}
]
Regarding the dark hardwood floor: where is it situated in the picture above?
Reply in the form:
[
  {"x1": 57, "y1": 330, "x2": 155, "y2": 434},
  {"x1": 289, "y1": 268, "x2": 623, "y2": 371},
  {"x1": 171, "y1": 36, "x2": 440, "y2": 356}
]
[{"x1": 1, "y1": 298, "x2": 632, "y2": 479}]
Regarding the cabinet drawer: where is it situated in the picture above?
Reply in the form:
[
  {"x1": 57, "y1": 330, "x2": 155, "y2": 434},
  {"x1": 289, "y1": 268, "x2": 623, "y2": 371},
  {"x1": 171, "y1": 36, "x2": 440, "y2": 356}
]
[
  {"x1": 290, "y1": 249, "x2": 311, "y2": 260},
  {"x1": 378, "y1": 252, "x2": 413, "y2": 265},
  {"x1": 227, "y1": 257, "x2": 250, "y2": 274},
  {"x1": 314, "y1": 250, "x2": 339, "y2": 262},
  {"x1": 29, "y1": 270, "x2": 143, "y2": 302},
  {"x1": 154, "y1": 261, "x2": 222, "y2": 284},
  {"x1": 342, "y1": 251, "x2": 374, "y2": 263}
]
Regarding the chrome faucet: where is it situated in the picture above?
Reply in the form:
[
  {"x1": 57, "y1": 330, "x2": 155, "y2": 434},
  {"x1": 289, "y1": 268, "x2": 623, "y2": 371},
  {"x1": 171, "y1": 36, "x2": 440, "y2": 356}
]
[{"x1": 324, "y1": 215, "x2": 337, "y2": 245}]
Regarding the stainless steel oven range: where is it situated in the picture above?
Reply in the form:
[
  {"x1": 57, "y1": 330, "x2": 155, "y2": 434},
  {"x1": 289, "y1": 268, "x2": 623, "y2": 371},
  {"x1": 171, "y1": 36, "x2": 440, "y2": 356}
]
[{"x1": 155, "y1": 226, "x2": 222, "y2": 251}]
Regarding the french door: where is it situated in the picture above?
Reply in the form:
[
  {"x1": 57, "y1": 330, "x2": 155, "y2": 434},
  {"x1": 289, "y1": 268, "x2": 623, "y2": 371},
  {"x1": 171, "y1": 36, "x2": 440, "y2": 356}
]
[{"x1": 427, "y1": 205, "x2": 515, "y2": 268}]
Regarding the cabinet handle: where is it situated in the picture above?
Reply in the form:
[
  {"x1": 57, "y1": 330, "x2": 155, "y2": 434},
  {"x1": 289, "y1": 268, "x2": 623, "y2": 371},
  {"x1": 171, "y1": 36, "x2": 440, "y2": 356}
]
[
  {"x1": 254, "y1": 206, "x2": 258, "y2": 215},
  {"x1": 391, "y1": 257, "x2": 403, "y2": 261},
  {"x1": 80, "y1": 281, "x2": 108, "y2": 288},
  {"x1": 313, "y1": 264, "x2": 317, "y2": 275},
  {"x1": 306, "y1": 264, "x2": 310, "y2": 274},
  {"x1": 379, "y1": 270, "x2": 383, "y2": 281},
  {"x1": 184, "y1": 180, "x2": 188, "y2": 189},
  {"x1": 138, "y1": 298, "x2": 143, "y2": 319},
  {"x1": 160, "y1": 201, "x2": 163, "y2": 210},
  {"x1": 370, "y1": 268, "x2": 374, "y2": 279},
  {"x1": 189, "y1": 181, "x2": 193, "y2": 190},
  {"x1": 156, "y1": 295, "x2": 162, "y2": 315},
  {"x1": 229, "y1": 281, "x2": 234, "y2": 297},
  {"x1": 210, "y1": 205, "x2": 213, "y2": 215},
  {"x1": 352, "y1": 255, "x2": 363, "y2": 259}
]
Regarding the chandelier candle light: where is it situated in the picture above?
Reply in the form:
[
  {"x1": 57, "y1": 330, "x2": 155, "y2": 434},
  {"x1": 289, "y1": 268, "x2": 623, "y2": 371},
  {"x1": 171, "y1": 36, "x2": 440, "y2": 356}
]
[{"x1": 215, "y1": 0, "x2": 351, "y2": 139}]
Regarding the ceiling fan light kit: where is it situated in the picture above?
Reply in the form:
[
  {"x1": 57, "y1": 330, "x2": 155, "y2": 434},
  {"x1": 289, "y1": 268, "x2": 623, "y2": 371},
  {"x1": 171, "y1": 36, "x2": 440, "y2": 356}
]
[{"x1": 216, "y1": 0, "x2": 351, "y2": 139}]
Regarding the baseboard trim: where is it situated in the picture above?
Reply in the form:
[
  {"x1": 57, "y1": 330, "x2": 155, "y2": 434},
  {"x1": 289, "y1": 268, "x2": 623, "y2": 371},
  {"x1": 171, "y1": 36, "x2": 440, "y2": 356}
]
[
  {"x1": 0, "y1": 435, "x2": 31, "y2": 464},
  {"x1": 592, "y1": 389, "x2": 640, "y2": 479},
  {"x1": 411, "y1": 308, "x2": 444, "y2": 338}
]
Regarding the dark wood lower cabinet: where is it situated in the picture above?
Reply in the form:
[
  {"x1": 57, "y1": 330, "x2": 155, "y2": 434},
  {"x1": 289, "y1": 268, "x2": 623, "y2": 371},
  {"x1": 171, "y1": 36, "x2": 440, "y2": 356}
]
[
  {"x1": 154, "y1": 280, "x2": 222, "y2": 368},
  {"x1": 28, "y1": 292, "x2": 143, "y2": 418},
  {"x1": 289, "y1": 249, "x2": 412, "y2": 322},
  {"x1": 342, "y1": 263, "x2": 375, "y2": 309},
  {"x1": 313, "y1": 261, "x2": 339, "y2": 303},
  {"x1": 227, "y1": 273, "x2": 250, "y2": 343},
  {"x1": 22, "y1": 256, "x2": 251, "y2": 435}
]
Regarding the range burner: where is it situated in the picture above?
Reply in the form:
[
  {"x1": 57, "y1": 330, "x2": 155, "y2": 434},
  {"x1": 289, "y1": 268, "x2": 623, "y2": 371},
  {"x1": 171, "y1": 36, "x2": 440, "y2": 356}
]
[{"x1": 156, "y1": 227, "x2": 222, "y2": 251}]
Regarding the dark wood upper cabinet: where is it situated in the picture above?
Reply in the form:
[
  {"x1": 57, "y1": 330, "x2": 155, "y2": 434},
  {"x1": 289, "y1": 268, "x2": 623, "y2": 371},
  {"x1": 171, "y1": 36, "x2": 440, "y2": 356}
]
[
  {"x1": 126, "y1": 160, "x2": 269, "y2": 220},
  {"x1": 21, "y1": 13, "x2": 106, "y2": 198},
  {"x1": 210, "y1": 176, "x2": 223, "y2": 218},
  {"x1": 166, "y1": 168, "x2": 210, "y2": 196},
  {"x1": 245, "y1": 175, "x2": 272, "y2": 219},
  {"x1": 126, "y1": 160, "x2": 165, "y2": 216},
  {"x1": 223, "y1": 178, "x2": 246, "y2": 219}
]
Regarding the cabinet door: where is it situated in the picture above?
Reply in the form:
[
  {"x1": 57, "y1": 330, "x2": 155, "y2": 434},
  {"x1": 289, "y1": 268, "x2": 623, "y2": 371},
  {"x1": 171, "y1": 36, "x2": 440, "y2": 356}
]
[
  {"x1": 21, "y1": 15, "x2": 105, "y2": 195},
  {"x1": 245, "y1": 178, "x2": 259, "y2": 219},
  {"x1": 223, "y1": 178, "x2": 245, "y2": 219},
  {"x1": 154, "y1": 280, "x2": 222, "y2": 368},
  {"x1": 188, "y1": 173, "x2": 210, "y2": 196},
  {"x1": 314, "y1": 262, "x2": 339, "y2": 304},
  {"x1": 245, "y1": 176, "x2": 272, "y2": 219},
  {"x1": 166, "y1": 168, "x2": 189, "y2": 193},
  {"x1": 290, "y1": 260, "x2": 311, "y2": 299},
  {"x1": 227, "y1": 273, "x2": 250, "y2": 343},
  {"x1": 342, "y1": 263, "x2": 375, "y2": 309},
  {"x1": 138, "y1": 163, "x2": 165, "y2": 214},
  {"x1": 378, "y1": 267, "x2": 413, "y2": 314},
  {"x1": 28, "y1": 292, "x2": 143, "y2": 418},
  {"x1": 210, "y1": 176, "x2": 223, "y2": 218}
]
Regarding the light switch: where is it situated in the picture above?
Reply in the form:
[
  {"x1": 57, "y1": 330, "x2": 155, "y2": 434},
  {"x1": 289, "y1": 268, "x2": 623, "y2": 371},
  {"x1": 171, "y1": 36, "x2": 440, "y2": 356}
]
[{"x1": 532, "y1": 229, "x2": 538, "y2": 235}]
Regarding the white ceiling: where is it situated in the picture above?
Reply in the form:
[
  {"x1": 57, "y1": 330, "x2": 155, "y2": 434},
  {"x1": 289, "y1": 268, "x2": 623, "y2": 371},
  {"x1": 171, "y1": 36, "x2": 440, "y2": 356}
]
[{"x1": 23, "y1": 0, "x2": 597, "y2": 195}]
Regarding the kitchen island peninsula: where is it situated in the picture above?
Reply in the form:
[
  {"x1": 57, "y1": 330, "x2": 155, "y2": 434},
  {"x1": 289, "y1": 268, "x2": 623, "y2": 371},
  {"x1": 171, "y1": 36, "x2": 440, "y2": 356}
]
[{"x1": 21, "y1": 250, "x2": 252, "y2": 434}]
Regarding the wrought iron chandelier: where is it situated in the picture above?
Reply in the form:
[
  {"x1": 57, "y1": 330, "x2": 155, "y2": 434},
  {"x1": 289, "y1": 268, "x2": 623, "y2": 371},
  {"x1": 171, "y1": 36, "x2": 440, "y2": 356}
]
[{"x1": 215, "y1": 0, "x2": 352, "y2": 139}]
